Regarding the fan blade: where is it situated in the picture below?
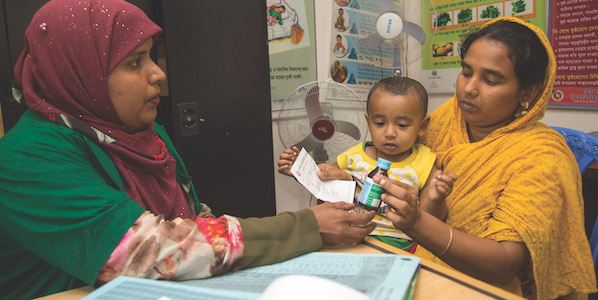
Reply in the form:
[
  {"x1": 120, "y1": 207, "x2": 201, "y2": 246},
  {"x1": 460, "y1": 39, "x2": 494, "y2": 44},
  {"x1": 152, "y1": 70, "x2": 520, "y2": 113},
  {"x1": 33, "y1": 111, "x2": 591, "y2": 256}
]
[
  {"x1": 403, "y1": 21, "x2": 426, "y2": 45},
  {"x1": 335, "y1": 120, "x2": 361, "y2": 140},
  {"x1": 295, "y1": 134, "x2": 321, "y2": 152},
  {"x1": 360, "y1": 33, "x2": 385, "y2": 49},
  {"x1": 305, "y1": 86, "x2": 324, "y2": 122},
  {"x1": 378, "y1": 0, "x2": 394, "y2": 13}
]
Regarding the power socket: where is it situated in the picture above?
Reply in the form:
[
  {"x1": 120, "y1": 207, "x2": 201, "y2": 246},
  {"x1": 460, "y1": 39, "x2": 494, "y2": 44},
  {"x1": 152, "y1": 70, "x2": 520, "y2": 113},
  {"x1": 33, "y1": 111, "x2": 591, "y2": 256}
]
[{"x1": 177, "y1": 102, "x2": 200, "y2": 137}]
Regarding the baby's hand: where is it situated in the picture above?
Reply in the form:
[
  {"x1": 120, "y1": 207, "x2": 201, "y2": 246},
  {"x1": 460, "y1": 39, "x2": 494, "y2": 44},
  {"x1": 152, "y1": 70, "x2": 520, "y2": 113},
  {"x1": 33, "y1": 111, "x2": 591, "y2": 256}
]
[
  {"x1": 428, "y1": 170, "x2": 458, "y2": 203},
  {"x1": 317, "y1": 163, "x2": 351, "y2": 181},
  {"x1": 277, "y1": 146, "x2": 299, "y2": 177}
]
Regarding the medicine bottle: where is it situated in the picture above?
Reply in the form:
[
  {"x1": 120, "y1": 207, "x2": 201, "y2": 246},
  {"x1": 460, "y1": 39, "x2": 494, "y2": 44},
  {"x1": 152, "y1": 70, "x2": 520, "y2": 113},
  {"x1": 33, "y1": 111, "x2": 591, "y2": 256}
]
[{"x1": 356, "y1": 157, "x2": 391, "y2": 211}]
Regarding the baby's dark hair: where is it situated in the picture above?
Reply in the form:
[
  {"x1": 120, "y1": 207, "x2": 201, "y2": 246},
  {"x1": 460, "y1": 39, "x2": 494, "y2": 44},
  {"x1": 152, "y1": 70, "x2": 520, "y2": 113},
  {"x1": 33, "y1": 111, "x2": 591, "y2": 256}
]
[
  {"x1": 460, "y1": 20, "x2": 548, "y2": 87},
  {"x1": 367, "y1": 77, "x2": 428, "y2": 116}
]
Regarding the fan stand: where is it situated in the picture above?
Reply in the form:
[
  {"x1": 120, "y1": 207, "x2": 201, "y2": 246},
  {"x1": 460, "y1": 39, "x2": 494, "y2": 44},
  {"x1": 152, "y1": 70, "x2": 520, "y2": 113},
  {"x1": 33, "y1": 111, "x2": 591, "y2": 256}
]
[{"x1": 313, "y1": 147, "x2": 329, "y2": 165}]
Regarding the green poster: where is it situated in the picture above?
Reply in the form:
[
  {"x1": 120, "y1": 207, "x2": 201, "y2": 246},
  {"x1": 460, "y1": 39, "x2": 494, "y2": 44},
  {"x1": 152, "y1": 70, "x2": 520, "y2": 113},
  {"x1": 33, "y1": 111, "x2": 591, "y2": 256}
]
[
  {"x1": 267, "y1": 0, "x2": 317, "y2": 106},
  {"x1": 421, "y1": 0, "x2": 545, "y2": 93}
]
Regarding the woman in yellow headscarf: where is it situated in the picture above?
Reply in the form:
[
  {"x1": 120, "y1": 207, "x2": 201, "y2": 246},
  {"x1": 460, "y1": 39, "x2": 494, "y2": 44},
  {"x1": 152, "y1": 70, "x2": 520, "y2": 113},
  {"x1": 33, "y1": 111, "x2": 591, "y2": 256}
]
[{"x1": 375, "y1": 17, "x2": 597, "y2": 299}]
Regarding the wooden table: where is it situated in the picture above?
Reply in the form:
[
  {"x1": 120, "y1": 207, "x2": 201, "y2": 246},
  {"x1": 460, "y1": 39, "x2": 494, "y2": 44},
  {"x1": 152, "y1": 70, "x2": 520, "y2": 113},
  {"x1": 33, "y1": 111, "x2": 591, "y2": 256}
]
[
  {"x1": 322, "y1": 237, "x2": 523, "y2": 300},
  {"x1": 38, "y1": 237, "x2": 523, "y2": 300},
  {"x1": 36, "y1": 286, "x2": 94, "y2": 300}
]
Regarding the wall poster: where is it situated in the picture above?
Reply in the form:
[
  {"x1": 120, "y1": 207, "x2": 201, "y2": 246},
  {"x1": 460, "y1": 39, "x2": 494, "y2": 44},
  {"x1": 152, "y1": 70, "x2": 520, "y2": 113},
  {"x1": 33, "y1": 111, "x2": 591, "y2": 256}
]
[
  {"x1": 268, "y1": 0, "x2": 317, "y2": 110},
  {"x1": 328, "y1": 0, "x2": 415, "y2": 100},
  {"x1": 421, "y1": 0, "x2": 545, "y2": 93},
  {"x1": 548, "y1": 0, "x2": 598, "y2": 108}
]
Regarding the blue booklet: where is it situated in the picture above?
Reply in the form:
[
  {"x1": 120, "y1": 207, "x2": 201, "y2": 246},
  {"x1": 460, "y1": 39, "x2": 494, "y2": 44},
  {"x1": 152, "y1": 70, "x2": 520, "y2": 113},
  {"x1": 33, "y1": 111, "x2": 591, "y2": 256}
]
[{"x1": 84, "y1": 252, "x2": 420, "y2": 300}]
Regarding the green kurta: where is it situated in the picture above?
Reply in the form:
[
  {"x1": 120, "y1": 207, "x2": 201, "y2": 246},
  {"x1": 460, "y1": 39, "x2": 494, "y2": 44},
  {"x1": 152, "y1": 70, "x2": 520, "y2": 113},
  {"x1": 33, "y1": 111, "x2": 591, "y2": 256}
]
[
  {"x1": 0, "y1": 110, "x2": 145, "y2": 298},
  {"x1": 0, "y1": 110, "x2": 321, "y2": 299}
]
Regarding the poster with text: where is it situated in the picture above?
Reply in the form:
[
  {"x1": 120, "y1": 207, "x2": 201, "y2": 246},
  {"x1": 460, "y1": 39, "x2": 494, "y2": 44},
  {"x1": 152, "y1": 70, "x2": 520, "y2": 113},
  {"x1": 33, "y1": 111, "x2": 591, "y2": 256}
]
[
  {"x1": 421, "y1": 0, "x2": 545, "y2": 93},
  {"x1": 548, "y1": 0, "x2": 598, "y2": 108},
  {"x1": 329, "y1": 0, "x2": 404, "y2": 100},
  {"x1": 268, "y1": 0, "x2": 317, "y2": 109}
]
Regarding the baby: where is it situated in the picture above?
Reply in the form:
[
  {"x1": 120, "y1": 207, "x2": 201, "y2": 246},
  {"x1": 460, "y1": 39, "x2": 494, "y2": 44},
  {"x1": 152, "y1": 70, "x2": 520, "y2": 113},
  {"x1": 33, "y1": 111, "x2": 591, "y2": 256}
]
[
  {"x1": 333, "y1": 35, "x2": 347, "y2": 56},
  {"x1": 334, "y1": 8, "x2": 347, "y2": 31},
  {"x1": 279, "y1": 77, "x2": 457, "y2": 252}
]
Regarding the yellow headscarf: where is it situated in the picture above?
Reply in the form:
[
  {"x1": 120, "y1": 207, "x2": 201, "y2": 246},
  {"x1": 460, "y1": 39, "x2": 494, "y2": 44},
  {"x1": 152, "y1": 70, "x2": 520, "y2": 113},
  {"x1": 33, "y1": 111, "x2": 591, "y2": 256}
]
[{"x1": 417, "y1": 17, "x2": 596, "y2": 299}]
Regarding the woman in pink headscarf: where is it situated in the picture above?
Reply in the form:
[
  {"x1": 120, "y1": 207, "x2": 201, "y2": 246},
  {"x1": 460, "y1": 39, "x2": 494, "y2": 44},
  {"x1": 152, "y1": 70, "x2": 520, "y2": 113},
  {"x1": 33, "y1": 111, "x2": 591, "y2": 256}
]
[{"x1": 0, "y1": 0, "x2": 375, "y2": 298}]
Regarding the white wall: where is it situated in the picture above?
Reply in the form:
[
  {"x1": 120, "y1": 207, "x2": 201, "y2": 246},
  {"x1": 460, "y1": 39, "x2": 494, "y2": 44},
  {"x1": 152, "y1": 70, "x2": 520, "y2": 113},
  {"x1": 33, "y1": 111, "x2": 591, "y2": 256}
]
[{"x1": 273, "y1": 0, "x2": 597, "y2": 214}]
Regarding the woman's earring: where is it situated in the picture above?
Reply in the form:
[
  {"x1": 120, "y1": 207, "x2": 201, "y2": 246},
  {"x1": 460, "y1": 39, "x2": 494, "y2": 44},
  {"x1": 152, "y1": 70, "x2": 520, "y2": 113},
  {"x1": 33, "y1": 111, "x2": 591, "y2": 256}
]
[
  {"x1": 521, "y1": 102, "x2": 529, "y2": 116},
  {"x1": 515, "y1": 101, "x2": 529, "y2": 118}
]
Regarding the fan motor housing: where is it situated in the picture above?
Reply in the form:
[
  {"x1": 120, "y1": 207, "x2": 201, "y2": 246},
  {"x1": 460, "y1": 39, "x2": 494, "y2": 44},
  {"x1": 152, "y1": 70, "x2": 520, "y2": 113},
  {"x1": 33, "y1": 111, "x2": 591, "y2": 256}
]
[
  {"x1": 376, "y1": 12, "x2": 403, "y2": 40},
  {"x1": 312, "y1": 118, "x2": 335, "y2": 140}
]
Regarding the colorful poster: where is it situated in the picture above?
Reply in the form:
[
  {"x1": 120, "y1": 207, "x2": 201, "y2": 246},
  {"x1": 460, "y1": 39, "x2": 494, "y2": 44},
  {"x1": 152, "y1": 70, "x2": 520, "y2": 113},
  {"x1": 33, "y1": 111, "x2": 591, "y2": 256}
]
[
  {"x1": 268, "y1": 0, "x2": 317, "y2": 106},
  {"x1": 548, "y1": 0, "x2": 598, "y2": 108},
  {"x1": 329, "y1": 0, "x2": 408, "y2": 98},
  {"x1": 421, "y1": 0, "x2": 545, "y2": 93}
]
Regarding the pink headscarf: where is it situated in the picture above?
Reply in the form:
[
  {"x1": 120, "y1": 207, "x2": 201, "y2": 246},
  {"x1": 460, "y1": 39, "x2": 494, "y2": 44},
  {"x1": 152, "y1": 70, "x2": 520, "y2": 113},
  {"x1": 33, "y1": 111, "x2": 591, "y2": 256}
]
[{"x1": 14, "y1": 0, "x2": 193, "y2": 219}]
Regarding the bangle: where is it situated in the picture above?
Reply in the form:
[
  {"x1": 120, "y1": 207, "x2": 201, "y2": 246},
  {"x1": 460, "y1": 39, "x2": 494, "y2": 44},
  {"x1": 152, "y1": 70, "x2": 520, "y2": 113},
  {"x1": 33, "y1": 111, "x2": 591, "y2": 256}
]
[{"x1": 439, "y1": 226, "x2": 453, "y2": 257}]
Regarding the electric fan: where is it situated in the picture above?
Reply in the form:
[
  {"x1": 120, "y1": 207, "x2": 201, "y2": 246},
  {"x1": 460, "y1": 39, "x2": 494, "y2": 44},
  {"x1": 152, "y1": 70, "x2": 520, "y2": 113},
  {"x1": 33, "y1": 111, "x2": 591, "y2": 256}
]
[
  {"x1": 277, "y1": 81, "x2": 368, "y2": 165},
  {"x1": 348, "y1": 0, "x2": 438, "y2": 76}
]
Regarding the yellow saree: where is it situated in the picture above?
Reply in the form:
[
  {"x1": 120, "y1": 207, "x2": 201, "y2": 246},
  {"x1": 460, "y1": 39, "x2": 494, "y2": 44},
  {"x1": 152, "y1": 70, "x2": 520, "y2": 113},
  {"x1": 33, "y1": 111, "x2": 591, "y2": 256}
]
[{"x1": 416, "y1": 17, "x2": 596, "y2": 299}]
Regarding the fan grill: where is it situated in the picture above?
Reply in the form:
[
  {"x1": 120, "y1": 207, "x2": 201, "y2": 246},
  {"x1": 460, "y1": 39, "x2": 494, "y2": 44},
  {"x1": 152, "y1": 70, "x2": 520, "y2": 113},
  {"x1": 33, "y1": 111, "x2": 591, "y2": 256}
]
[
  {"x1": 277, "y1": 81, "x2": 367, "y2": 164},
  {"x1": 349, "y1": 0, "x2": 437, "y2": 69}
]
